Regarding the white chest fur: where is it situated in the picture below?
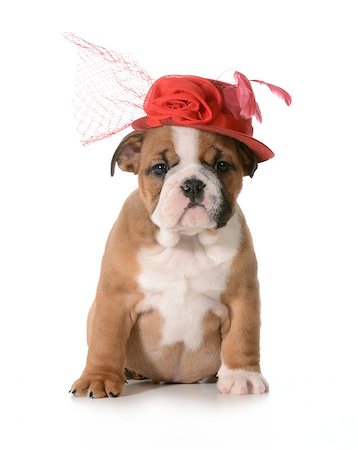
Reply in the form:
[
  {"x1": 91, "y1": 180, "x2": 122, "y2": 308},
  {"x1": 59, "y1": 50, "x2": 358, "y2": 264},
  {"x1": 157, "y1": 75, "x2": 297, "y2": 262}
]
[{"x1": 136, "y1": 210, "x2": 241, "y2": 350}]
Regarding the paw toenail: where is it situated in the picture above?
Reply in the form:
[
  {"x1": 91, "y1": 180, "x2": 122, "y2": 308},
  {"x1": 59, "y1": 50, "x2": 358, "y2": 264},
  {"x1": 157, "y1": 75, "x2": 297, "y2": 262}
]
[
  {"x1": 89, "y1": 391, "x2": 94, "y2": 398},
  {"x1": 109, "y1": 392, "x2": 119, "y2": 398},
  {"x1": 71, "y1": 389, "x2": 77, "y2": 395}
]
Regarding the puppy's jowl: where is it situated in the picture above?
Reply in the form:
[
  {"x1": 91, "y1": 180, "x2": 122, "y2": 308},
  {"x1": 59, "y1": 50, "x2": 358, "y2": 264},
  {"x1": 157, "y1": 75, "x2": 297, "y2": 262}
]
[{"x1": 66, "y1": 59, "x2": 291, "y2": 397}]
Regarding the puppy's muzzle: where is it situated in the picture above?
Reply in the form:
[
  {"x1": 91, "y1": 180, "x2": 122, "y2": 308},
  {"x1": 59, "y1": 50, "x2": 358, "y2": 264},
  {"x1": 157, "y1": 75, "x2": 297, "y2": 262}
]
[{"x1": 180, "y1": 178, "x2": 206, "y2": 203}]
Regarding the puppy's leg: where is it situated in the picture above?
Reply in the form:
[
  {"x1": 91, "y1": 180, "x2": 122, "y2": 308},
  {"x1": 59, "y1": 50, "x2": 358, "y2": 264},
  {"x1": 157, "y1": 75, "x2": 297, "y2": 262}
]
[
  {"x1": 70, "y1": 288, "x2": 138, "y2": 398},
  {"x1": 218, "y1": 286, "x2": 269, "y2": 395}
]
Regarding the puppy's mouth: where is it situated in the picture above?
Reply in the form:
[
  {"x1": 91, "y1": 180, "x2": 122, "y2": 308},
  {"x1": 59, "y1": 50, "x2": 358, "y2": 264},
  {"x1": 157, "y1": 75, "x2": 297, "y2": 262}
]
[
  {"x1": 178, "y1": 202, "x2": 206, "y2": 222},
  {"x1": 185, "y1": 202, "x2": 205, "y2": 210},
  {"x1": 176, "y1": 201, "x2": 214, "y2": 230}
]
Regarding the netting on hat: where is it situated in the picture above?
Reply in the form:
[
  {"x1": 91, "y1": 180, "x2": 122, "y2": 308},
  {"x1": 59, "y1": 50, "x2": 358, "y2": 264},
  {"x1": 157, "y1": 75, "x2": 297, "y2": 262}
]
[{"x1": 64, "y1": 33, "x2": 153, "y2": 145}]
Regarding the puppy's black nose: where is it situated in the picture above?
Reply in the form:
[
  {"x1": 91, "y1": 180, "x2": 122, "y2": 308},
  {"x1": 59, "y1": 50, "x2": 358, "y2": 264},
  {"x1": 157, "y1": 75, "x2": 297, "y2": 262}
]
[{"x1": 181, "y1": 178, "x2": 206, "y2": 203}]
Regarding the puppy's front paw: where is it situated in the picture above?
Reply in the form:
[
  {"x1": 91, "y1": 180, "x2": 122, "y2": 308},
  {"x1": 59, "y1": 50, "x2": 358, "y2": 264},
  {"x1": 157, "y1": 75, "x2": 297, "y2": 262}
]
[
  {"x1": 217, "y1": 365, "x2": 269, "y2": 395},
  {"x1": 69, "y1": 371, "x2": 125, "y2": 398}
]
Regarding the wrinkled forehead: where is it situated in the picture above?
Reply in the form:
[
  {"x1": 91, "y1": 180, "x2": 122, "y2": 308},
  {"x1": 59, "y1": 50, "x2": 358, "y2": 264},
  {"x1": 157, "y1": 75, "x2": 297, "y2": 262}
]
[{"x1": 140, "y1": 126, "x2": 239, "y2": 166}]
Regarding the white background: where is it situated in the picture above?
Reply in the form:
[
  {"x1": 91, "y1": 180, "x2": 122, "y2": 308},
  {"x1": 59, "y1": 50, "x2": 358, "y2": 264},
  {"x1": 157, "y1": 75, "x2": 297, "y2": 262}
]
[{"x1": 1, "y1": 0, "x2": 357, "y2": 449}]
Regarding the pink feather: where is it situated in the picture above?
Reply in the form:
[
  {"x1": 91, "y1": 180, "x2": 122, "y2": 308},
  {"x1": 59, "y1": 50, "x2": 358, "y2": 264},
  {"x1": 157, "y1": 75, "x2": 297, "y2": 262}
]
[
  {"x1": 233, "y1": 71, "x2": 259, "y2": 120},
  {"x1": 254, "y1": 101, "x2": 262, "y2": 123},
  {"x1": 251, "y1": 79, "x2": 292, "y2": 106}
]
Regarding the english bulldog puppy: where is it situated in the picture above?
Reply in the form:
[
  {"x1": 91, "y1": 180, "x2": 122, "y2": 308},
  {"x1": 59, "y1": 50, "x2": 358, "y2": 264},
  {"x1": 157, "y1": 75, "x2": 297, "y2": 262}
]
[{"x1": 70, "y1": 125, "x2": 269, "y2": 397}]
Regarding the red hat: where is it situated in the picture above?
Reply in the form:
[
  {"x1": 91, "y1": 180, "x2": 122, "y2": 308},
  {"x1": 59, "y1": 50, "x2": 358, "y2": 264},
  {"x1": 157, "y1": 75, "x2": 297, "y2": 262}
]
[
  {"x1": 64, "y1": 33, "x2": 291, "y2": 162},
  {"x1": 132, "y1": 73, "x2": 291, "y2": 163}
]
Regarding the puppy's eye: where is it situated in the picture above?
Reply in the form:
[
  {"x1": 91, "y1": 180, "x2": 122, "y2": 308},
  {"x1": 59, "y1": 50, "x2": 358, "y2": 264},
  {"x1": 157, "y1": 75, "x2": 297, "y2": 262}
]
[
  {"x1": 151, "y1": 163, "x2": 169, "y2": 176},
  {"x1": 215, "y1": 161, "x2": 232, "y2": 172}
]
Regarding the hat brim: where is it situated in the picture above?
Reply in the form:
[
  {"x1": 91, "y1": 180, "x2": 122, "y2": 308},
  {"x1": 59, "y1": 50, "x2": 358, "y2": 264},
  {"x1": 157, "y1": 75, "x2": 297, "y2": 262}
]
[{"x1": 131, "y1": 118, "x2": 274, "y2": 163}]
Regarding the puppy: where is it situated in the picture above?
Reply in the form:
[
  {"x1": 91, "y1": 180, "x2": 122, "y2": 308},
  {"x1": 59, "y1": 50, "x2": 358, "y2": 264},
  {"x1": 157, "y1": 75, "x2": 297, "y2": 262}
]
[{"x1": 70, "y1": 125, "x2": 269, "y2": 397}]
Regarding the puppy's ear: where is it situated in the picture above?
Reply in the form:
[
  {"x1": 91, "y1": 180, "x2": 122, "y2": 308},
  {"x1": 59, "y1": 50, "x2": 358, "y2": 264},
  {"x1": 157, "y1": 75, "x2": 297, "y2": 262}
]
[
  {"x1": 236, "y1": 141, "x2": 258, "y2": 178},
  {"x1": 111, "y1": 131, "x2": 145, "y2": 176}
]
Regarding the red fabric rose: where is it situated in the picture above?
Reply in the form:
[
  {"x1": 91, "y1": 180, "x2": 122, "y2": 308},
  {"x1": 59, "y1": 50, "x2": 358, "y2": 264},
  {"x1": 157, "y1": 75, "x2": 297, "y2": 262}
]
[{"x1": 143, "y1": 75, "x2": 223, "y2": 126}]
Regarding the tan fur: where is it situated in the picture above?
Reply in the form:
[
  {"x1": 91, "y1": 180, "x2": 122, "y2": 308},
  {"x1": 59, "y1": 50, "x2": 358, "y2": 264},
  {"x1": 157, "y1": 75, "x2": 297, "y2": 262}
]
[
  {"x1": 70, "y1": 127, "x2": 262, "y2": 397},
  {"x1": 220, "y1": 209, "x2": 261, "y2": 372},
  {"x1": 125, "y1": 310, "x2": 224, "y2": 383}
]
